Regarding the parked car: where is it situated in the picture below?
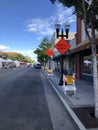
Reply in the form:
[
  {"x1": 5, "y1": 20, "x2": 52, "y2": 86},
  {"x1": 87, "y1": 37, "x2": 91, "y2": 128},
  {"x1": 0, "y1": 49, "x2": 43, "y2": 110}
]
[{"x1": 35, "y1": 63, "x2": 41, "y2": 69}]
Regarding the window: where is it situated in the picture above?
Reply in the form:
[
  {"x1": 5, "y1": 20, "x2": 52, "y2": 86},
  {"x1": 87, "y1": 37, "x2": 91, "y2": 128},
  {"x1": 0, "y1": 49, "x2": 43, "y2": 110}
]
[{"x1": 82, "y1": 55, "x2": 93, "y2": 74}]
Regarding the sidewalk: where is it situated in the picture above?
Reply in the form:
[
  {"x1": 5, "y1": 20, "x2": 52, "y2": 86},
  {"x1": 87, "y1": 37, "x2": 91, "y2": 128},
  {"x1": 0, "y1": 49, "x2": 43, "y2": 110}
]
[
  {"x1": 51, "y1": 71, "x2": 94, "y2": 108},
  {"x1": 42, "y1": 69, "x2": 98, "y2": 130}
]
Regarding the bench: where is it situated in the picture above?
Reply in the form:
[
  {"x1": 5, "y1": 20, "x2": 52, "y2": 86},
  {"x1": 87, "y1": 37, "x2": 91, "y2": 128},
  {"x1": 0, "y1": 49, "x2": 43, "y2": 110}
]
[{"x1": 63, "y1": 74, "x2": 76, "y2": 94}]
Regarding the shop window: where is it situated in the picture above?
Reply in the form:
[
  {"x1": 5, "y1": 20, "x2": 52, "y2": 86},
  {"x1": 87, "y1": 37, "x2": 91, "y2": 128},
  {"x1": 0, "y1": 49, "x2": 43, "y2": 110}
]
[
  {"x1": 64, "y1": 61, "x2": 68, "y2": 74},
  {"x1": 82, "y1": 55, "x2": 93, "y2": 74}
]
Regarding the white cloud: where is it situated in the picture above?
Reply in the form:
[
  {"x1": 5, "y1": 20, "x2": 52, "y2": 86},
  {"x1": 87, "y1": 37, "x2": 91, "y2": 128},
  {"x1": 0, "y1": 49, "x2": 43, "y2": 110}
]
[
  {"x1": 0, "y1": 3, "x2": 76, "y2": 62},
  {"x1": 25, "y1": 3, "x2": 76, "y2": 38},
  {"x1": 26, "y1": 18, "x2": 54, "y2": 36},
  {"x1": 18, "y1": 3, "x2": 76, "y2": 62},
  {"x1": 0, "y1": 45, "x2": 37, "y2": 61},
  {"x1": 55, "y1": 3, "x2": 74, "y2": 24},
  {"x1": 0, "y1": 45, "x2": 10, "y2": 51}
]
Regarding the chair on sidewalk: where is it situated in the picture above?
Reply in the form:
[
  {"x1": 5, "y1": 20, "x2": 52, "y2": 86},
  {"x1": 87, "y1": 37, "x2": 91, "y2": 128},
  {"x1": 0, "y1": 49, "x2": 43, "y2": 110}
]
[{"x1": 63, "y1": 74, "x2": 76, "y2": 94}]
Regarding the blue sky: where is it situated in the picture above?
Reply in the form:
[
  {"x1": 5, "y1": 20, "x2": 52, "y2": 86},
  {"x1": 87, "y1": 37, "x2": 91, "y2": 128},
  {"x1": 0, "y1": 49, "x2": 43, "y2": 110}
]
[{"x1": 0, "y1": 0, "x2": 76, "y2": 61}]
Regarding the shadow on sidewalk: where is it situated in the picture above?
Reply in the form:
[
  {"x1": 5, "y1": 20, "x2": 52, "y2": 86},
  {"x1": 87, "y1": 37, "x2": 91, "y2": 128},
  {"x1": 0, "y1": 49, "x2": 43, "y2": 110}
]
[
  {"x1": 53, "y1": 70, "x2": 98, "y2": 129},
  {"x1": 72, "y1": 107, "x2": 98, "y2": 129}
]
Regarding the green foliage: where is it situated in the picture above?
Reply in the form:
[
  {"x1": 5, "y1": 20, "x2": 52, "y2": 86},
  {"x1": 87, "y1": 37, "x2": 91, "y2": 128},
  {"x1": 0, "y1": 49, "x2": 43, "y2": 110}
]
[
  {"x1": 16, "y1": 54, "x2": 26, "y2": 61},
  {"x1": 50, "y1": 0, "x2": 98, "y2": 30},
  {"x1": 7, "y1": 54, "x2": 26, "y2": 61},
  {"x1": 7, "y1": 55, "x2": 17, "y2": 61},
  {"x1": 34, "y1": 37, "x2": 52, "y2": 63},
  {"x1": 7, "y1": 54, "x2": 34, "y2": 63},
  {"x1": 25, "y1": 56, "x2": 35, "y2": 63},
  {"x1": 0, "y1": 53, "x2": 34, "y2": 63},
  {"x1": 0, "y1": 54, "x2": 8, "y2": 59}
]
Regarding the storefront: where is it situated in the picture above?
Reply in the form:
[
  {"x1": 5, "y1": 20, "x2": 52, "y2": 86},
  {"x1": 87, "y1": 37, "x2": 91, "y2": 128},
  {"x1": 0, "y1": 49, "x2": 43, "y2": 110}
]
[{"x1": 70, "y1": 36, "x2": 98, "y2": 82}]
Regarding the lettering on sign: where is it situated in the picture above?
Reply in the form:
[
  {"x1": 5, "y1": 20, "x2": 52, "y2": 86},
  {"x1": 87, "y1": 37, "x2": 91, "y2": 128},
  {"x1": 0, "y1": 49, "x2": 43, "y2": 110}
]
[{"x1": 54, "y1": 38, "x2": 71, "y2": 54}]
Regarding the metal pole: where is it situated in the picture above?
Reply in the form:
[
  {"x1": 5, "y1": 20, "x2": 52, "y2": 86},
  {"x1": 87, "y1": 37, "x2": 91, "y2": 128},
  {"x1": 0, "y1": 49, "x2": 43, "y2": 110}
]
[
  {"x1": 55, "y1": 22, "x2": 70, "y2": 86},
  {"x1": 49, "y1": 57, "x2": 51, "y2": 69},
  {"x1": 59, "y1": 55, "x2": 64, "y2": 86}
]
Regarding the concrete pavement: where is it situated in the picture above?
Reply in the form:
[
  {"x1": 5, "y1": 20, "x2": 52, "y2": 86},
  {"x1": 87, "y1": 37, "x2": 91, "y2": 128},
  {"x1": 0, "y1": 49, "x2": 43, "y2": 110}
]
[
  {"x1": 51, "y1": 72, "x2": 94, "y2": 108},
  {"x1": 41, "y1": 69, "x2": 97, "y2": 130}
]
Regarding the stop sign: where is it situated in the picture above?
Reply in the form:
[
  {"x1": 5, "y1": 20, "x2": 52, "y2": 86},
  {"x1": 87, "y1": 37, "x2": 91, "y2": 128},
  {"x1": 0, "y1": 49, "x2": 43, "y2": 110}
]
[{"x1": 54, "y1": 38, "x2": 71, "y2": 54}]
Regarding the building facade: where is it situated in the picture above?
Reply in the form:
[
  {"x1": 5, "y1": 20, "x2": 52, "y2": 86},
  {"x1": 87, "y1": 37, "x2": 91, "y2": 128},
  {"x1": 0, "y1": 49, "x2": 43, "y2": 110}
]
[
  {"x1": 51, "y1": 17, "x2": 98, "y2": 82},
  {"x1": 70, "y1": 17, "x2": 98, "y2": 81},
  {"x1": 50, "y1": 32, "x2": 75, "y2": 74}
]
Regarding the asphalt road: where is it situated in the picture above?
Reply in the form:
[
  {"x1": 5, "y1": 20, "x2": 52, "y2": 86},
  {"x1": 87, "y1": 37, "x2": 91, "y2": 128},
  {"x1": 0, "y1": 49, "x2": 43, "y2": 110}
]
[{"x1": 0, "y1": 66, "x2": 80, "y2": 130}]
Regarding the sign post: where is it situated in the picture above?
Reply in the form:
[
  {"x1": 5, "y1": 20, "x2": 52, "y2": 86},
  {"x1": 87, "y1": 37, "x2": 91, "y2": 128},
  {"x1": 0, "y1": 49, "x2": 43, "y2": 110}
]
[
  {"x1": 54, "y1": 38, "x2": 71, "y2": 85},
  {"x1": 46, "y1": 48, "x2": 54, "y2": 69}
]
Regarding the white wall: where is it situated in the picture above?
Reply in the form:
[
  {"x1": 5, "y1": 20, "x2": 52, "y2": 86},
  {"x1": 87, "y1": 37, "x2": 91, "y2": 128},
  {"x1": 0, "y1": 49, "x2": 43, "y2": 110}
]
[{"x1": 81, "y1": 20, "x2": 98, "y2": 42}]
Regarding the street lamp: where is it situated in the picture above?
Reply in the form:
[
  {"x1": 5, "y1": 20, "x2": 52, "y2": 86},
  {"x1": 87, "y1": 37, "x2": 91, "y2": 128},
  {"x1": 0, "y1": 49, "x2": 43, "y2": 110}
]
[
  {"x1": 55, "y1": 21, "x2": 70, "y2": 86},
  {"x1": 55, "y1": 21, "x2": 70, "y2": 39}
]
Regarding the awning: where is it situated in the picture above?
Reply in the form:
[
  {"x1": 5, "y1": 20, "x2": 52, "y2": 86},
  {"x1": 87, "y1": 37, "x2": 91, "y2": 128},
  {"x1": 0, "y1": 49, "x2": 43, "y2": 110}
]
[
  {"x1": 52, "y1": 50, "x2": 70, "y2": 60},
  {"x1": 70, "y1": 34, "x2": 98, "y2": 54},
  {"x1": 70, "y1": 39, "x2": 90, "y2": 54}
]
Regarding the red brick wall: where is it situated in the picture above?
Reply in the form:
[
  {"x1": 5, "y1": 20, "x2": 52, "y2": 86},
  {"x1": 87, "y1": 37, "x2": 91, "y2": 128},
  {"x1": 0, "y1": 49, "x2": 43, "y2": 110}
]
[
  {"x1": 76, "y1": 17, "x2": 82, "y2": 79},
  {"x1": 76, "y1": 54, "x2": 81, "y2": 79},
  {"x1": 76, "y1": 17, "x2": 82, "y2": 45}
]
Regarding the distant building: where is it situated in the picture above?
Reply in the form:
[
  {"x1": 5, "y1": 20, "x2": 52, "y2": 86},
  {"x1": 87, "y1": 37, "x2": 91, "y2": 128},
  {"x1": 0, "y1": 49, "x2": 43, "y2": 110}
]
[{"x1": 70, "y1": 17, "x2": 98, "y2": 81}]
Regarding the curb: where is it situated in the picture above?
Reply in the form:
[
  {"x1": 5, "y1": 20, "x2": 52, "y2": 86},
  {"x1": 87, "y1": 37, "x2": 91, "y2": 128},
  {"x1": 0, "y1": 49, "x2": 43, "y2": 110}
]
[
  {"x1": 49, "y1": 78, "x2": 86, "y2": 130},
  {"x1": 42, "y1": 69, "x2": 97, "y2": 130}
]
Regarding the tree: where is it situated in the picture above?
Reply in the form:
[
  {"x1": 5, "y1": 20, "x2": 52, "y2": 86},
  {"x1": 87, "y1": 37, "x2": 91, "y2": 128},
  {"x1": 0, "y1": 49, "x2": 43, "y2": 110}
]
[
  {"x1": 25, "y1": 56, "x2": 35, "y2": 63},
  {"x1": 34, "y1": 37, "x2": 52, "y2": 64},
  {"x1": 1, "y1": 54, "x2": 8, "y2": 59},
  {"x1": 50, "y1": 0, "x2": 98, "y2": 118},
  {"x1": 8, "y1": 54, "x2": 27, "y2": 62}
]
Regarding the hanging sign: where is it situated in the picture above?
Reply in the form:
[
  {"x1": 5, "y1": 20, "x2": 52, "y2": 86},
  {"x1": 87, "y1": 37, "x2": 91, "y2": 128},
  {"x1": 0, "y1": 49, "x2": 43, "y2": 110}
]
[
  {"x1": 54, "y1": 38, "x2": 71, "y2": 54},
  {"x1": 46, "y1": 48, "x2": 54, "y2": 57}
]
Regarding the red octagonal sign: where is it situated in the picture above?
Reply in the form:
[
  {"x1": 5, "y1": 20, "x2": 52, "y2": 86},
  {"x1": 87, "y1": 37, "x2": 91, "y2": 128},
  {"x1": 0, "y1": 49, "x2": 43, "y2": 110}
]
[{"x1": 54, "y1": 38, "x2": 71, "y2": 54}]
